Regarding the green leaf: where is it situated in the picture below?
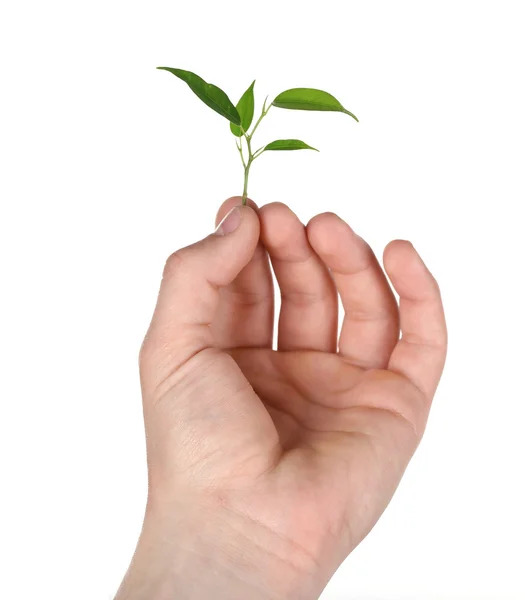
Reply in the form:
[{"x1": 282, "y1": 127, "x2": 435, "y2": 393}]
[
  {"x1": 272, "y1": 88, "x2": 358, "y2": 122},
  {"x1": 157, "y1": 67, "x2": 240, "y2": 125},
  {"x1": 230, "y1": 80, "x2": 255, "y2": 137},
  {"x1": 263, "y1": 139, "x2": 319, "y2": 152}
]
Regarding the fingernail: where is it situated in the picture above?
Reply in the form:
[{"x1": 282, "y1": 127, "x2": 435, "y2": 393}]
[{"x1": 214, "y1": 206, "x2": 241, "y2": 236}]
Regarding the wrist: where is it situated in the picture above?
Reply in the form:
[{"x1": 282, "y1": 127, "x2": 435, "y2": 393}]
[{"x1": 115, "y1": 494, "x2": 321, "y2": 600}]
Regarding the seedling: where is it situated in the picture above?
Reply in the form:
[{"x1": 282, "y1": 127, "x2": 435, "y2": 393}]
[{"x1": 157, "y1": 67, "x2": 359, "y2": 205}]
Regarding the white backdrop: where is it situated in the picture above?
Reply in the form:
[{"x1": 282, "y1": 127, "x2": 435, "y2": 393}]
[{"x1": 1, "y1": 1, "x2": 526, "y2": 598}]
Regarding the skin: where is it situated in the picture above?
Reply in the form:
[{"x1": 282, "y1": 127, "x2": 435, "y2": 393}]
[{"x1": 114, "y1": 197, "x2": 447, "y2": 600}]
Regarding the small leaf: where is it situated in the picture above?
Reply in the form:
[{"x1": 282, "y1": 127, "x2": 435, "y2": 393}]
[
  {"x1": 157, "y1": 67, "x2": 240, "y2": 125},
  {"x1": 230, "y1": 80, "x2": 255, "y2": 137},
  {"x1": 263, "y1": 139, "x2": 319, "y2": 152},
  {"x1": 272, "y1": 88, "x2": 358, "y2": 122}
]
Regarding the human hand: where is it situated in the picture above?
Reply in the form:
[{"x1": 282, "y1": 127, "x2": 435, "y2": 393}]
[{"x1": 115, "y1": 197, "x2": 447, "y2": 600}]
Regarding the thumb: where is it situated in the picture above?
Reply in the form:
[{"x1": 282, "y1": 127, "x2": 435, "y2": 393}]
[{"x1": 141, "y1": 202, "x2": 260, "y2": 384}]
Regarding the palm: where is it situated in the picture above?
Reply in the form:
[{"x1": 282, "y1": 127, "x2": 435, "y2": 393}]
[
  {"x1": 203, "y1": 345, "x2": 421, "y2": 562},
  {"x1": 234, "y1": 347, "x2": 415, "y2": 448}
]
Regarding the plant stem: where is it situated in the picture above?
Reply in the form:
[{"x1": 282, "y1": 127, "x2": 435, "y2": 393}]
[
  {"x1": 242, "y1": 134, "x2": 253, "y2": 205},
  {"x1": 242, "y1": 165, "x2": 250, "y2": 201},
  {"x1": 239, "y1": 99, "x2": 273, "y2": 205},
  {"x1": 236, "y1": 138, "x2": 247, "y2": 169},
  {"x1": 252, "y1": 146, "x2": 265, "y2": 160},
  {"x1": 248, "y1": 98, "x2": 271, "y2": 142}
]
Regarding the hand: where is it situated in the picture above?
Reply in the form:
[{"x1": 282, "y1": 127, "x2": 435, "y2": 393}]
[{"x1": 115, "y1": 197, "x2": 447, "y2": 600}]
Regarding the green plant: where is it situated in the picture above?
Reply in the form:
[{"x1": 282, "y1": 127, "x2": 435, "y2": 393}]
[{"x1": 157, "y1": 67, "x2": 359, "y2": 205}]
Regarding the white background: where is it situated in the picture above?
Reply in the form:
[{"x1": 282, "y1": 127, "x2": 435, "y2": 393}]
[{"x1": 1, "y1": 1, "x2": 526, "y2": 598}]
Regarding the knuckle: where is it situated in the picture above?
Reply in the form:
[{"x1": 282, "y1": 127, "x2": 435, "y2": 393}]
[
  {"x1": 163, "y1": 249, "x2": 188, "y2": 279},
  {"x1": 138, "y1": 331, "x2": 156, "y2": 368}
]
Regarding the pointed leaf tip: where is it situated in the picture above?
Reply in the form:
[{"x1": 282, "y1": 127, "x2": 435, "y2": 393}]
[{"x1": 344, "y1": 109, "x2": 359, "y2": 122}]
